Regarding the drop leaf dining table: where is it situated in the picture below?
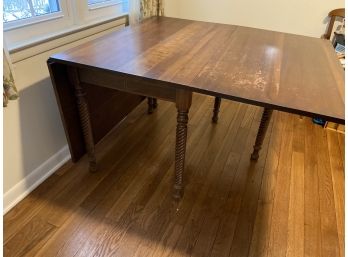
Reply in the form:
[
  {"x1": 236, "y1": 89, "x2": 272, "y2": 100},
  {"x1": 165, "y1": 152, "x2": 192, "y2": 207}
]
[{"x1": 48, "y1": 16, "x2": 344, "y2": 199}]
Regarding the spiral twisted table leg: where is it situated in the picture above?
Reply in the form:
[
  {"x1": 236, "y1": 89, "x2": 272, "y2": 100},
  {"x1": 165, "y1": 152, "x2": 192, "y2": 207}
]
[
  {"x1": 174, "y1": 110, "x2": 189, "y2": 199},
  {"x1": 68, "y1": 67, "x2": 97, "y2": 172},
  {"x1": 173, "y1": 89, "x2": 192, "y2": 199},
  {"x1": 212, "y1": 97, "x2": 221, "y2": 123},
  {"x1": 251, "y1": 107, "x2": 273, "y2": 161}
]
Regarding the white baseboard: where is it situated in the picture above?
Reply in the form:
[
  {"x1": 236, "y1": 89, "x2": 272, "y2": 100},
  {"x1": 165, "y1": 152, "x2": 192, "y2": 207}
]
[{"x1": 3, "y1": 145, "x2": 71, "y2": 214}]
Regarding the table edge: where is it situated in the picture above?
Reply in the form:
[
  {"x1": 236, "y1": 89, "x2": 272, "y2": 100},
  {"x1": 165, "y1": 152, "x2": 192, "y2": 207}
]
[{"x1": 47, "y1": 57, "x2": 345, "y2": 125}]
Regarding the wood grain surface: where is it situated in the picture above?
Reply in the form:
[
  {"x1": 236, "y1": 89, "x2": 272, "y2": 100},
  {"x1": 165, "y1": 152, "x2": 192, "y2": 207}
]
[
  {"x1": 4, "y1": 96, "x2": 344, "y2": 257},
  {"x1": 49, "y1": 16, "x2": 344, "y2": 123}
]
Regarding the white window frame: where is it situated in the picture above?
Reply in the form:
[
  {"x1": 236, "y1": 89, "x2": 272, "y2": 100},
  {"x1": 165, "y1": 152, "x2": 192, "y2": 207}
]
[{"x1": 75, "y1": 0, "x2": 128, "y2": 25}]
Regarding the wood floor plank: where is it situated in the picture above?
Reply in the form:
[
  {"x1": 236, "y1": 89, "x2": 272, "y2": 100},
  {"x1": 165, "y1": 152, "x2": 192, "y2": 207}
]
[
  {"x1": 228, "y1": 108, "x2": 274, "y2": 257},
  {"x1": 247, "y1": 111, "x2": 285, "y2": 257},
  {"x1": 304, "y1": 119, "x2": 322, "y2": 257},
  {"x1": 181, "y1": 105, "x2": 259, "y2": 257},
  {"x1": 4, "y1": 216, "x2": 57, "y2": 257},
  {"x1": 100, "y1": 100, "x2": 240, "y2": 257},
  {"x1": 115, "y1": 98, "x2": 219, "y2": 257},
  {"x1": 209, "y1": 107, "x2": 263, "y2": 257},
  {"x1": 169, "y1": 104, "x2": 251, "y2": 257},
  {"x1": 286, "y1": 151, "x2": 305, "y2": 257},
  {"x1": 89, "y1": 136, "x2": 176, "y2": 257},
  {"x1": 4, "y1": 95, "x2": 344, "y2": 257},
  {"x1": 70, "y1": 95, "x2": 214, "y2": 257},
  {"x1": 285, "y1": 116, "x2": 305, "y2": 257},
  {"x1": 315, "y1": 126, "x2": 340, "y2": 257},
  {"x1": 337, "y1": 133, "x2": 344, "y2": 169},
  {"x1": 266, "y1": 113, "x2": 294, "y2": 257},
  {"x1": 34, "y1": 101, "x2": 178, "y2": 257},
  {"x1": 78, "y1": 100, "x2": 174, "y2": 212},
  {"x1": 4, "y1": 99, "x2": 149, "y2": 244},
  {"x1": 327, "y1": 131, "x2": 344, "y2": 257},
  {"x1": 26, "y1": 99, "x2": 178, "y2": 254},
  {"x1": 132, "y1": 100, "x2": 243, "y2": 253},
  {"x1": 3, "y1": 161, "x2": 87, "y2": 244}
]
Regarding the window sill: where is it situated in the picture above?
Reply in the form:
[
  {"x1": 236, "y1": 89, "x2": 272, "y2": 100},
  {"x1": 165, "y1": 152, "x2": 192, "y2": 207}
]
[{"x1": 9, "y1": 13, "x2": 129, "y2": 63}]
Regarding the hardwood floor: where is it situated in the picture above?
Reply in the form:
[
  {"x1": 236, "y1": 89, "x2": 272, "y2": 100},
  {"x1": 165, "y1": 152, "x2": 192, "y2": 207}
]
[{"x1": 4, "y1": 94, "x2": 344, "y2": 257}]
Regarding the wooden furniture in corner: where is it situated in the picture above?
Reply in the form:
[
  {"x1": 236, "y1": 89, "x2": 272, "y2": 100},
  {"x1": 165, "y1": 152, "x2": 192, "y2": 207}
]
[
  {"x1": 323, "y1": 8, "x2": 345, "y2": 40},
  {"x1": 48, "y1": 17, "x2": 344, "y2": 199},
  {"x1": 322, "y1": 8, "x2": 345, "y2": 133},
  {"x1": 325, "y1": 122, "x2": 345, "y2": 134}
]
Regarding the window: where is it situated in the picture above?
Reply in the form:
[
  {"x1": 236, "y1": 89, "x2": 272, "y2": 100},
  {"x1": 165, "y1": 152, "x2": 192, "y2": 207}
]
[
  {"x1": 4, "y1": 0, "x2": 129, "y2": 48},
  {"x1": 4, "y1": 0, "x2": 67, "y2": 32},
  {"x1": 3, "y1": 0, "x2": 61, "y2": 22}
]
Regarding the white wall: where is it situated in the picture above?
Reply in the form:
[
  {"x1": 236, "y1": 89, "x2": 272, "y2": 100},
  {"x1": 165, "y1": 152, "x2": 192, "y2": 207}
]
[
  {"x1": 4, "y1": 19, "x2": 126, "y2": 213},
  {"x1": 164, "y1": 0, "x2": 344, "y2": 37}
]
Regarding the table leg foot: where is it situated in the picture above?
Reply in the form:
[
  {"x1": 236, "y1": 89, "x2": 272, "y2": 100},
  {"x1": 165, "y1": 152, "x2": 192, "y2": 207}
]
[
  {"x1": 89, "y1": 161, "x2": 98, "y2": 173},
  {"x1": 173, "y1": 184, "x2": 183, "y2": 200},
  {"x1": 250, "y1": 151, "x2": 260, "y2": 161},
  {"x1": 147, "y1": 97, "x2": 158, "y2": 114},
  {"x1": 250, "y1": 108, "x2": 273, "y2": 161},
  {"x1": 147, "y1": 97, "x2": 154, "y2": 114},
  {"x1": 212, "y1": 97, "x2": 221, "y2": 123},
  {"x1": 68, "y1": 67, "x2": 98, "y2": 172}
]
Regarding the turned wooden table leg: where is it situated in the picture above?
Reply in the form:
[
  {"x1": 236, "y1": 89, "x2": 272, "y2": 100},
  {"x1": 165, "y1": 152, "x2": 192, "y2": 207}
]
[
  {"x1": 68, "y1": 67, "x2": 97, "y2": 172},
  {"x1": 147, "y1": 97, "x2": 158, "y2": 114},
  {"x1": 251, "y1": 107, "x2": 273, "y2": 161},
  {"x1": 212, "y1": 97, "x2": 221, "y2": 123},
  {"x1": 173, "y1": 89, "x2": 192, "y2": 199}
]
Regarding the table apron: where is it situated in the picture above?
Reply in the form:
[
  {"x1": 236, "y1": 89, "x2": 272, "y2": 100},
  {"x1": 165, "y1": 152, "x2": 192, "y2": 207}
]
[{"x1": 78, "y1": 67, "x2": 176, "y2": 102}]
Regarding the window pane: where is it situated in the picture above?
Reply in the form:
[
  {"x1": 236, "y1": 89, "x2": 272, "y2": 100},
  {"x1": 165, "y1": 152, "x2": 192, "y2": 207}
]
[
  {"x1": 3, "y1": 0, "x2": 60, "y2": 23},
  {"x1": 33, "y1": 0, "x2": 60, "y2": 16},
  {"x1": 3, "y1": 0, "x2": 32, "y2": 22}
]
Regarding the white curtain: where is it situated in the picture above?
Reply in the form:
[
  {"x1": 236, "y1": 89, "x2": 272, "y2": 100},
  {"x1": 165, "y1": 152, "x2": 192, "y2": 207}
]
[
  {"x1": 129, "y1": 0, "x2": 141, "y2": 25},
  {"x1": 3, "y1": 42, "x2": 18, "y2": 107},
  {"x1": 129, "y1": 0, "x2": 164, "y2": 25}
]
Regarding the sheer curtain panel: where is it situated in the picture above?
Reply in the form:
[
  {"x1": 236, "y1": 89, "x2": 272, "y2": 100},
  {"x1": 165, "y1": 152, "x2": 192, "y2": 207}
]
[
  {"x1": 3, "y1": 46, "x2": 18, "y2": 107},
  {"x1": 129, "y1": 0, "x2": 163, "y2": 24}
]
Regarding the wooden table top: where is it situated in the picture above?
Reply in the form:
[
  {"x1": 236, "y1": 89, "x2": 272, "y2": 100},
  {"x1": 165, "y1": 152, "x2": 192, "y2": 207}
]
[{"x1": 50, "y1": 17, "x2": 345, "y2": 123}]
